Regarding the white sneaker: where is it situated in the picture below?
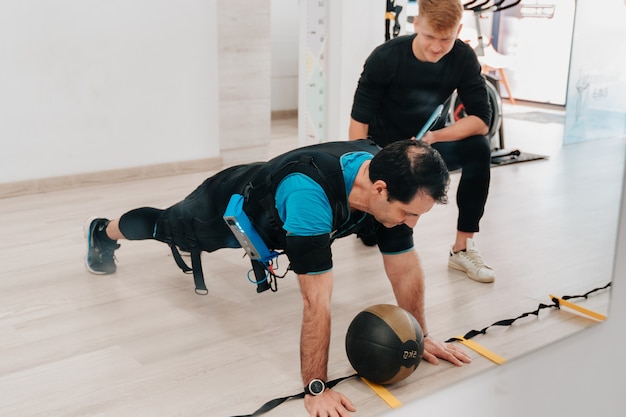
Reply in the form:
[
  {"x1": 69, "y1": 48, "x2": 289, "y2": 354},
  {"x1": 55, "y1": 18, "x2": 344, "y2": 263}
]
[{"x1": 448, "y1": 238, "x2": 495, "y2": 283}]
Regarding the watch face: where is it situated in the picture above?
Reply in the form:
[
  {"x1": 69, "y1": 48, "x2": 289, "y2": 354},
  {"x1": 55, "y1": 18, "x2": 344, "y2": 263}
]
[{"x1": 308, "y1": 379, "x2": 325, "y2": 395}]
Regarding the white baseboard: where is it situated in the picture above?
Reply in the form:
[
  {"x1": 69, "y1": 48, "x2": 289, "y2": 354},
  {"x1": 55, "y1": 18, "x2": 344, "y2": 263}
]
[{"x1": 0, "y1": 157, "x2": 223, "y2": 199}]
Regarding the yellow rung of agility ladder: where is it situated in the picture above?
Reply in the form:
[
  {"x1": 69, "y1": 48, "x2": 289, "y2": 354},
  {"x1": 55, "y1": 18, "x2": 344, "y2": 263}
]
[
  {"x1": 455, "y1": 337, "x2": 507, "y2": 365},
  {"x1": 361, "y1": 377, "x2": 403, "y2": 409},
  {"x1": 550, "y1": 295, "x2": 607, "y2": 321}
]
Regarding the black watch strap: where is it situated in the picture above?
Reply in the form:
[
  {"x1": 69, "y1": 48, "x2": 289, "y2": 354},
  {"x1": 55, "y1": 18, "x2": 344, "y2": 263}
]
[
  {"x1": 304, "y1": 378, "x2": 326, "y2": 396},
  {"x1": 230, "y1": 374, "x2": 357, "y2": 417}
]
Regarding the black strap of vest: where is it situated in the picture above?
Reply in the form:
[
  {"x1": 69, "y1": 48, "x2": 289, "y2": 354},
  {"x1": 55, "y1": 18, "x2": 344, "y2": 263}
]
[
  {"x1": 244, "y1": 153, "x2": 349, "y2": 238},
  {"x1": 230, "y1": 374, "x2": 358, "y2": 417},
  {"x1": 159, "y1": 215, "x2": 209, "y2": 295},
  {"x1": 190, "y1": 249, "x2": 208, "y2": 295},
  {"x1": 169, "y1": 244, "x2": 208, "y2": 295},
  {"x1": 170, "y1": 244, "x2": 192, "y2": 273}
]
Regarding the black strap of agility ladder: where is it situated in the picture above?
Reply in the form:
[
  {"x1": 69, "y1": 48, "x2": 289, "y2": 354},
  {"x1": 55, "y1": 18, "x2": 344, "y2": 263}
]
[
  {"x1": 446, "y1": 282, "x2": 612, "y2": 343},
  {"x1": 230, "y1": 374, "x2": 358, "y2": 417}
]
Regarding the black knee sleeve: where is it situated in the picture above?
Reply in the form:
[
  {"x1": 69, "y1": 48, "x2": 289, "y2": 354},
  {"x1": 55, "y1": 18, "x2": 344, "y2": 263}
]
[{"x1": 118, "y1": 207, "x2": 162, "y2": 240}]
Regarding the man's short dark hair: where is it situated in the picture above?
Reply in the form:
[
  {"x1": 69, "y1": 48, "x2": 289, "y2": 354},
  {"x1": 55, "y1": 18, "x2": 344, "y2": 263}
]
[{"x1": 369, "y1": 139, "x2": 449, "y2": 204}]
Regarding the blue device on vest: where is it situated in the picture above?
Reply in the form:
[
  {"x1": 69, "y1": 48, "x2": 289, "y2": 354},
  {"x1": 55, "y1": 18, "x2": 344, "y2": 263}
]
[{"x1": 223, "y1": 194, "x2": 276, "y2": 262}]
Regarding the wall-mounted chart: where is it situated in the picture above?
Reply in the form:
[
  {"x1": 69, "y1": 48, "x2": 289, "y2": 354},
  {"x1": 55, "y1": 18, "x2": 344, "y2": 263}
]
[{"x1": 299, "y1": 0, "x2": 328, "y2": 145}]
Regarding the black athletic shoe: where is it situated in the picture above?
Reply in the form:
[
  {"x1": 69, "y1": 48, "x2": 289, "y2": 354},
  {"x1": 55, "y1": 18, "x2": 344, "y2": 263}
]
[{"x1": 84, "y1": 216, "x2": 120, "y2": 274}]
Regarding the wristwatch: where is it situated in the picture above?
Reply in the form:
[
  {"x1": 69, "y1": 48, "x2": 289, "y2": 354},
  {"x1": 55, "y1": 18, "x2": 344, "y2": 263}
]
[{"x1": 304, "y1": 378, "x2": 326, "y2": 396}]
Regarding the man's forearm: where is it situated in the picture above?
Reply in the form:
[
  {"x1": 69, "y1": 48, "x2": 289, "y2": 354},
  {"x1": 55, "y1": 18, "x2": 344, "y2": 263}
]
[
  {"x1": 349, "y1": 117, "x2": 369, "y2": 140},
  {"x1": 430, "y1": 115, "x2": 488, "y2": 143},
  {"x1": 298, "y1": 272, "x2": 333, "y2": 384},
  {"x1": 382, "y1": 251, "x2": 429, "y2": 336}
]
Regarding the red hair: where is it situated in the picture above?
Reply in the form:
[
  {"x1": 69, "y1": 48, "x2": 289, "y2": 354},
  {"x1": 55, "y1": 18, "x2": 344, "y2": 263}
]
[{"x1": 418, "y1": 0, "x2": 463, "y2": 32}]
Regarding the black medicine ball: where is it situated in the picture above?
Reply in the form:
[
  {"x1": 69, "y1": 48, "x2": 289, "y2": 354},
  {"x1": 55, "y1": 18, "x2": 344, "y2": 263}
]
[{"x1": 345, "y1": 304, "x2": 424, "y2": 385}]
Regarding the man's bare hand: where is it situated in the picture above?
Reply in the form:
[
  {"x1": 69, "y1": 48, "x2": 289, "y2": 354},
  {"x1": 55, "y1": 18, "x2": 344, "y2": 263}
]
[
  {"x1": 419, "y1": 131, "x2": 437, "y2": 145},
  {"x1": 304, "y1": 389, "x2": 356, "y2": 417},
  {"x1": 422, "y1": 336, "x2": 472, "y2": 366}
]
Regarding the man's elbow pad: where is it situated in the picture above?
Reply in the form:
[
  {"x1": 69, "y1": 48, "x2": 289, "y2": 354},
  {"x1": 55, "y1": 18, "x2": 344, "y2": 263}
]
[
  {"x1": 377, "y1": 224, "x2": 414, "y2": 254},
  {"x1": 285, "y1": 234, "x2": 333, "y2": 274}
]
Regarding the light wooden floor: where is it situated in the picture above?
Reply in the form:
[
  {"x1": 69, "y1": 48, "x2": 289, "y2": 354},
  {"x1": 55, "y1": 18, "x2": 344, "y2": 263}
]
[{"x1": 1, "y1": 105, "x2": 623, "y2": 417}]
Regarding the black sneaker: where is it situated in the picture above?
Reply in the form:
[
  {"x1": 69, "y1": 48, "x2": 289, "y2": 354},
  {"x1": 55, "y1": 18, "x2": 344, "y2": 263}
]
[{"x1": 84, "y1": 216, "x2": 120, "y2": 274}]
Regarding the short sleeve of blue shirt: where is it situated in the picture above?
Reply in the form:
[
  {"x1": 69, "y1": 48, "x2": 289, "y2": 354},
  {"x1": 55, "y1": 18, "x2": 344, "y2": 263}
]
[
  {"x1": 274, "y1": 151, "x2": 373, "y2": 237},
  {"x1": 275, "y1": 173, "x2": 332, "y2": 236}
]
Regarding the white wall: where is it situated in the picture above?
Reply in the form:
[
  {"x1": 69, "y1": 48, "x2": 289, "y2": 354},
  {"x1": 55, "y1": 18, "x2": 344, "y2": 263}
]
[
  {"x1": 270, "y1": 0, "x2": 299, "y2": 112},
  {"x1": 295, "y1": 0, "x2": 384, "y2": 144},
  {"x1": 563, "y1": 0, "x2": 626, "y2": 143},
  {"x1": 0, "y1": 0, "x2": 219, "y2": 184},
  {"x1": 217, "y1": 0, "x2": 271, "y2": 165},
  {"x1": 326, "y1": 0, "x2": 386, "y2": 141},
  {"x1": 497, "y1": 0, "x2": 576, "y2": 105}
]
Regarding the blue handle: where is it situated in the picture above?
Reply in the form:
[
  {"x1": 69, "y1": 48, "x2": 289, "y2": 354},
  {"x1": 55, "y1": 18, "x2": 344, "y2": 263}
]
[{"x1": 415, "y1": 104, "x2": 444, "y2": 140}]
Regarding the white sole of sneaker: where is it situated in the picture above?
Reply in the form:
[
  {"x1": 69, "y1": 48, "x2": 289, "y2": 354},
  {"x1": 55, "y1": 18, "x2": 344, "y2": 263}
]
[{"x1": 448, "y1": 261, "x2": 495, "y2": 283}]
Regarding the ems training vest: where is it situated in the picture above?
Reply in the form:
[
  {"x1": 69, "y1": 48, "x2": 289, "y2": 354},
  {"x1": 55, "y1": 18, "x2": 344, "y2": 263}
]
[
  {"x1": 154, "y1": 139, "x2": 383, "y2": 291},
  {"x1": 242, "y1": 138, "x2": 382, "y2": 250}
]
